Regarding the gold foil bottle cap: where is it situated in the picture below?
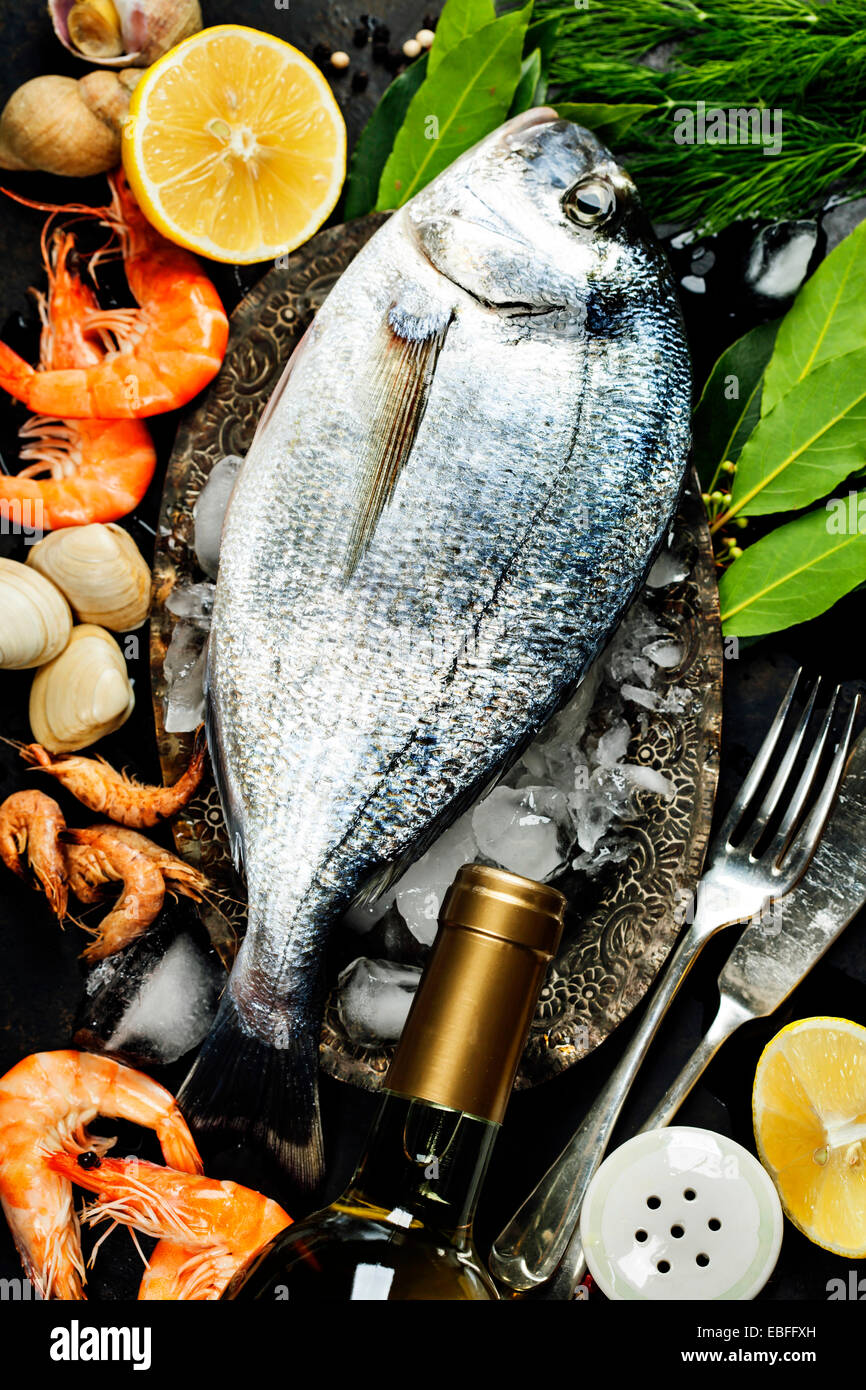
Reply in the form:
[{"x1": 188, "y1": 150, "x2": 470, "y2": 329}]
[
  {"x1": 440, "y1": 863, "x2": 567, "y2": 955},
  {"x1": 385, "y1": 864, "x2": 567, "y2": 1124}
]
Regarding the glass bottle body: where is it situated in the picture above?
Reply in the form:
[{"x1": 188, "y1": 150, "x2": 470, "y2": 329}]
[{"x1": 226, "y1": 1094, "x2": 500, "y2": 1301}]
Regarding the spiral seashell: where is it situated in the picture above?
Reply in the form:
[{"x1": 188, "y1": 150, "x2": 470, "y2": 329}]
[{"x1": 49, "y1": 0, "x2": 203, "y2": 68}]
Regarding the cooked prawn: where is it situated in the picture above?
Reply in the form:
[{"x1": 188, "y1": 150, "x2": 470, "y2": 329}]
[
  {"x1": 20, "y1": 735, "x2": 206, "y2": 828},
  {"x1": 0, "y1": 171, "x2": 228, "y2": 420},
  {"x1": 67, "y1": 823, "x2": 208, "y2": 901},
  {"x1": 0, "y1": 225, "x2": 156, "y2": 529},
  {"x1": 49, "y1": 1151, "x2": 291, "y2": 1301},
  {"x1": 0, "y1": 1051, "x2": 201, "y2": 1299},
  {"x1": 63, "y1": 831, "x2": 165, "y2": 960},
  {"x1": 0, "y1": 789, "x2": 67, "y2": 918}
]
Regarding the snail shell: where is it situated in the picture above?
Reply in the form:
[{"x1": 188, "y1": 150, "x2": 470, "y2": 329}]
[
  {"x1": 27, "y1": 523, "x2": 151, "y2": 631},
  {"x1": 29, "y1": 624, "x2": 135, "y2": 753},
  {"x1": 0, "y1": 558, "x2": 73, "y2": 670},
  {"x1": 49, "y1": 0, "x2": 203, "y2": 68}
]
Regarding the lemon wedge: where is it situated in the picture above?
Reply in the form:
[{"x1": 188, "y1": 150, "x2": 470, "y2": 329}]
[
  {"x1": 753, "y1": 1015, "x2": 866, "y2": 1257},
  {"x1": 122, "y1": 25, "x2": 346, "y2": 263}
]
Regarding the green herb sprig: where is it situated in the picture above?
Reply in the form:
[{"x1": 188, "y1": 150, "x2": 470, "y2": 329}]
[{"x1": 544, "y1": 0, "x2": 866, "y2": 232}]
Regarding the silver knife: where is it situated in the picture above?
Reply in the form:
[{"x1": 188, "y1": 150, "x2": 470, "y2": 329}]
[{"x1": 541, "y1": 723, "x2": 866, "y2": 1300}]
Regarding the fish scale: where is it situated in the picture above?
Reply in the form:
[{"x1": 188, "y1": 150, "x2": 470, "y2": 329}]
[{"x1": 179, "y1": 111, "x2": 691, "y2": 1196}]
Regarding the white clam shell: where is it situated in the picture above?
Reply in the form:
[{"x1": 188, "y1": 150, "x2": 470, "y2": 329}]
[
  {"x1": 27, "y1": 523, "x2": 151, "y2": 631},
  {"x1": 49, "y1": 0, "x2": 203, "y2": 68},
  {"x1": 0, "y1": 557, "x2": 73, "y2": 670},
  {"x1": 29, "y1": 623, "x2": 135, "y2": 753}
]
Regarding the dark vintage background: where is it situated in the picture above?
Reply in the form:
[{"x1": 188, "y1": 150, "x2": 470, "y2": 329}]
[{"x1": 1, "y1": 0, "x2": 865, "y2": 1303}]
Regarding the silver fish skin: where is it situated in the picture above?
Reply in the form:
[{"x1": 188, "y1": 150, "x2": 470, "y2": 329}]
[{"x1": 179, "y1": 110, "x2": 691, "y2": 1192}]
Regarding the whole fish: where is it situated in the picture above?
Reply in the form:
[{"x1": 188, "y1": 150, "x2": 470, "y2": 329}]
[{"x1": 179, "y1": 110, "x2": 691, "y2": 1193}]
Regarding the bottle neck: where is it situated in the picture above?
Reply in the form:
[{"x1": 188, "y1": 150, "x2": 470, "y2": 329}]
[{"x1": 339, "y1": 1091, "x2": 499, "y2": 1243}]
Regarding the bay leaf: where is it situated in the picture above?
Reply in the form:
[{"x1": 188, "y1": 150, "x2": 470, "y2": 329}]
[
  {"x1": 727, "y1": 346, "x2": 866, "y2": 518},
  {"x1": 428, "y1": 0, "x2": 496, "y2": 76},
  {"x1": 509, "y1": 48, "x2": 543, "y2": 117},
  {"x1": 719, "y1": 501, "x2": 866, "y2": 637},
  {"x1": 343, "y1": 55, "x2": 429, "y2": 221},
  {"x1": 377, "y1": 6, "x2": 531, "y2": 211},
  {"x1": 555, "y1": 102, "x2": 657, "y2": 145},
  {"x1": 692, "y1": 320, "x2": 779, "y2": 488},
  {"x1": 762, "y1": 218, "x2": 866, "y2": 413}
]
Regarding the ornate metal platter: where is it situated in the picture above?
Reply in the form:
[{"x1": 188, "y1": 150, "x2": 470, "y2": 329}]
[{"x1": 151, "y1": 213, "x2": 723, "y2": 1090}]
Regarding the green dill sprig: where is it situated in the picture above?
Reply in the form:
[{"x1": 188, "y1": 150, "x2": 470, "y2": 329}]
[{"x1": 543, "y1": 0, "x2": 866, "y2": 230}]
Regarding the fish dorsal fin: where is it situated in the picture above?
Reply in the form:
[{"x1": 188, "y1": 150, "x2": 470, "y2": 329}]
[{"x1": 344, "y1": 302, "x2": 451, "y2": 578}]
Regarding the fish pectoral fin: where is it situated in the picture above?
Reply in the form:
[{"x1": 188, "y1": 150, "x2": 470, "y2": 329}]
[{"x1": 344, "y1": 302, "x2": 452, "y2": 579}]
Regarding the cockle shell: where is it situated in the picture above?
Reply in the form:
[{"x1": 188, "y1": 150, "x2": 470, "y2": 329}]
[
  {"x1": 49, "y1": 0, "x2": 203, "y2": 68},
  {"x1": 0, "y1": 558, "x2": 73, "y2": 670},
  {"x1": 29, "y1": 624, "x2": 135, "y2": 753},
  {"x1": 27, "y1": 523, "x2": 151, "y2": 631}
]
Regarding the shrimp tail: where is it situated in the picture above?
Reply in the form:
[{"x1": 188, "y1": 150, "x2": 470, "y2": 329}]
[
  {"x1": 178, "y1": 992, "x2": 324, "y2": 1199},
  {"x1": 0, "y1": 339, "x2": 37, "y2": 408}
]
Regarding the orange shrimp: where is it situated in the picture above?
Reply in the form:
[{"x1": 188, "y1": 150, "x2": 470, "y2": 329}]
[
  {"x1": 0, "y1": 789, "x2": 67, "y2": 918},
  {"x1": 0, "y1": 170, "x2": 228, "y2": 420},
  {"x1": 63, "y1": 831, "x2": 165, "y2": 961},
  {"x1": 20, "y1": 735, "x2": 206, "y2": 828},
  {"x1": 0, "y1": 224, "x2": 156, "y2": 529},
  {"x1": 0, "y1": 1051, "x2": 201, "y2": 1299},
  {"x1": 67, "y1": 823, "x2": 208, "y2": 902},
  {"x1": 49, "y1": 1151, "x2": 291, "y2": 1301}
]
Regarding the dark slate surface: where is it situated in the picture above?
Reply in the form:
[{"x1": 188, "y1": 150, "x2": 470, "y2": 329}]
[{"x1": 1, "y1": 0, "x2": 865, "y2": 1304}]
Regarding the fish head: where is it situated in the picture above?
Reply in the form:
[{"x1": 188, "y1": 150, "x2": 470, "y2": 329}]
[{"x1": 404, "y1": 109, "x2": 671, "y2": 335}]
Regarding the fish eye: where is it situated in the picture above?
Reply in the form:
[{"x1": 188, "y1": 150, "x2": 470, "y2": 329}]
[{"x1": 563, "y1": 179, "x2": 617, "y2": 227}]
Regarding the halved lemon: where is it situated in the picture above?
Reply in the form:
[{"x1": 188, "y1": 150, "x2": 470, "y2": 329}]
[
  {"x1": 753, "y1": 1016, "x2": 866, "y2": 1257},
  {"x1": 122, "y1": 25, "x2": 346, "y2": 263}
]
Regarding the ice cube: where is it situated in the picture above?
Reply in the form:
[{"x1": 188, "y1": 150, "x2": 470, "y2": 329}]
[
  {"x1": 106, "y1": 934, "x2": 222, "y2": 1064},
  {"x1": 472, "y1": 785, "x2": 565, "y2": 881},
  {"x1": 644, "y1": 639, "x2": 682, "y2": 669},
  {"x1": 746, "y1": 221, "x2": 817, "y2": 299},
  {"x1": 165, "y1": 581, "x2": 215, "y2": 626},
  {"x1": 623, "y1": 764, "x2": 675, "y2": 799},
  {"x1": 391, "y1": 817, "x2": 479, "y2": 944},
  {"x1": 193, "y1": 454, "x2": 243, "y2": 579},
  {"x1": 647, "y1": 549, "x2": 688, "y2": 589},
  {"x1": 164, "y1": 620, "x2": 208, "y2": 733},
  {"x1": 596, "y1": 719, "x2": 630, "y2": 768},
  {"x1": 336, "y1": 957, "x2": 421, "y2": 1045},
  {"x1": 621, "y1": 683, "x2": 659, "y2": 711}
]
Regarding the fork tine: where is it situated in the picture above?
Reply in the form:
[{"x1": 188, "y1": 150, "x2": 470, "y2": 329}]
[
  {"x1": 763, "y1": 686, "x2": 839, "y2": 865},
  {"x1": 776, "y1": 693, "x2": 861, "y2": 886},
  {"x1": 737, "y1": 676, "x2": 821, "y2": 856},
  {"x1": 716, "y1": 667, "x2": 803, "y2": 848}
]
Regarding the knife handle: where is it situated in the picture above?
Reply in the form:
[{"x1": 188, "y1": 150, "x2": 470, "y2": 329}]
[{"x1": 638, "y1": 992, "x2": 751, "y2": 1133}]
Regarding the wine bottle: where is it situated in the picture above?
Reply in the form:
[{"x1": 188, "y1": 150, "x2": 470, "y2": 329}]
[{"x1": 224, "y1": 863, "x2": 566, "y2": 1301}]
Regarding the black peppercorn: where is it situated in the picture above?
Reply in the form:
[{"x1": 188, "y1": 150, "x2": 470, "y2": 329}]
[
  {"x1": 372, "y1": 41, "x2": 388, "y2": 63},
  {"x1": 351, "y1": 69, "x2": 369, "y2": 92},
  {"x1": 353, "y1": 27, "x2": 368, "y2": 46},
  {"x1": 374, "y1": 22, "x2": 390, "y2": 42},
  {"x1": 312, "y1": 43, "x2": 330, "y2": 67}
]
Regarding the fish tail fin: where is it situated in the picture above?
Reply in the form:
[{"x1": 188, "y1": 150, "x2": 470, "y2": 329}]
[{"x1": 177, "y1": 991, "x2": 325, "y2": 1196}]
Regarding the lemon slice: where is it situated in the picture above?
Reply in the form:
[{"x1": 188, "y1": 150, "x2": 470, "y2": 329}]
[
  {"x1": 753, "y1": 1016, "x2": 866, "y2": 1257},
  {"x1": 122, "y1": 25, "x2": 346, "y2": 263}
]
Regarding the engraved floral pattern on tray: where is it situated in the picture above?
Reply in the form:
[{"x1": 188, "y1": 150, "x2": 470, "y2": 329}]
[{"x1": 151, "y1": 213, "x2": 722, "y2": 1087}]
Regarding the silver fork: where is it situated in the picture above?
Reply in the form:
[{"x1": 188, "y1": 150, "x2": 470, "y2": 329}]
[{"x1": 489, "y1": 670, "x2": 858, "y2": 1297}]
